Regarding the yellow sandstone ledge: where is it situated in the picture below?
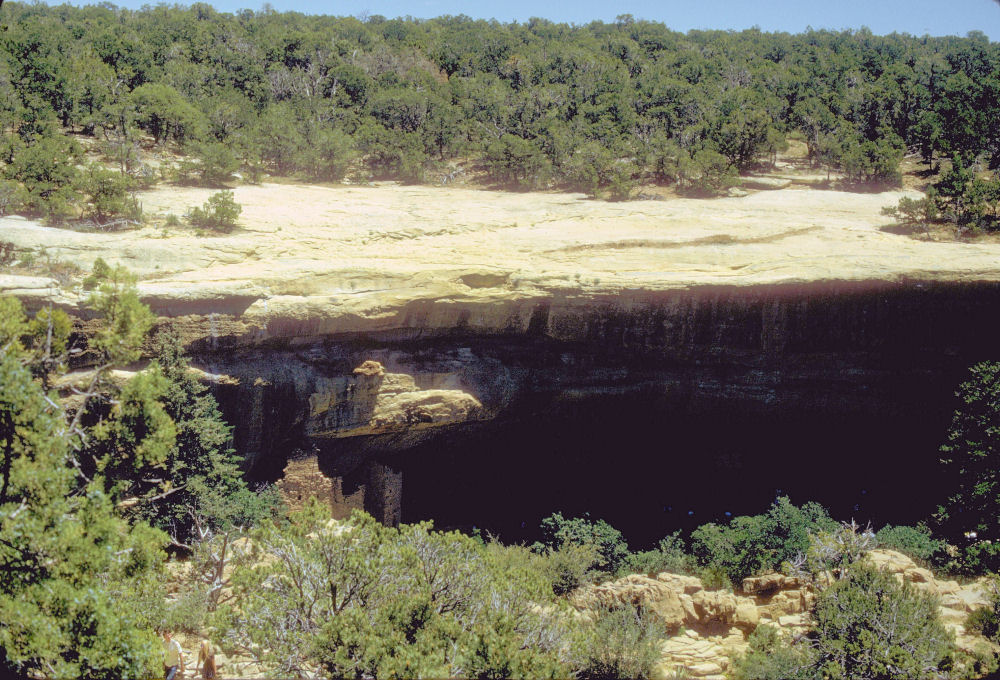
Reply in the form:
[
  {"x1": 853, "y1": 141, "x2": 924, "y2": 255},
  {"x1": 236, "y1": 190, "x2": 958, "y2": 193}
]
[{"x1": 4, "y1": 183, "x2": 1000, "y2": 339}]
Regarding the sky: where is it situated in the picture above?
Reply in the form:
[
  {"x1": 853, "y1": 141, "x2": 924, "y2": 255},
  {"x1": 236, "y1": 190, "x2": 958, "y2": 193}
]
[{"x1": 74, "y1": 0, "x2": 1000, "y2": 39}]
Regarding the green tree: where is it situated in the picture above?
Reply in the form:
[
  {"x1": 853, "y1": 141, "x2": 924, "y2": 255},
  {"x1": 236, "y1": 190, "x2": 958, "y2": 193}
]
[
  {"x1": 143, "y1": 327, "x2": 276, "y2": 548},
  {"x1": 733, "y1": 625, "x2": 818, "y2": 680},
  {"x1": 679, "y1": 148, "x2": 740, "y2": 196},
  {"x1": 874, "y1": 524, "x2": 946, "y2": 563},
  {"x1": 0, "y1": 180, "x2": 27, "y2": 217},
  {"x1": 735, "y1": 564, "x2": 954, "y2": 680},
  {"x1": 484, "y1": 133, "x2": 551, "y2": 189},
  {"x1": 130, "y1": 82, "x2": 207, "y2": 145},
  {"x1": 691, "y1": 497, "x2": 837, "y2": 587},
  {"x1": 713, "y1": 89, "x2": 779, "y2": 172},
  {"x1": 4, "y1": 134, "x2": 83, "y2": 219},
  {"x1": 880, "y1": 194, "x2": 938, "y2": 228},
  {"x1": 812, "y1": 564, "x2": 953, "y2": 679},
  {"x1": 0, "y1": 310, "x2": 166, "y2": 678},
  {"x1": 253, "y1": 103, "x2": 306, "y2": 175},
  {"x1": 840, "y1": 137, "x2": 903, "y2": 187},
  {"x1": 295, "y1": 127, "x2": 355, "y2": 181},
  {"x1": 935, "y1": 362, "x2": 1000, "y2": 570},
  {"x1": 574, "y1": 604, "x2": 665, "y2": 680},
  {"x1": 532, "y1": 511, "x2": 630, "y2": 575},
  {"x1": 83, "y1": 259, "x2": 155, "y2": 366},
  {"x1": 619, "y1": 532, "x2": 694, "y2": 577},
  {"x1": 935, "y1": 154, "x2": 975, "y2": 221},
  {"x1": 912, "y1": 111, "x2": 942, "y2": 168}
]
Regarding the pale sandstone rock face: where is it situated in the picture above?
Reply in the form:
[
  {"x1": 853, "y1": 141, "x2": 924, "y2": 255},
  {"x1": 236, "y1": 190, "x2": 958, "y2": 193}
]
[
  {"x1": 0, "y1": 273, "x2": 76, "y2": 307},
  {"x1": 5, "y1": 183, "x2": 1000, "y2": 342}
]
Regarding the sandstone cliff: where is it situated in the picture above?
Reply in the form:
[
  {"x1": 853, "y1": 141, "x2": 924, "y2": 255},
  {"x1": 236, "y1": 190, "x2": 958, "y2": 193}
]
[{"x1": 5, "y1": 183, "x2": 1000, "y2": 528}]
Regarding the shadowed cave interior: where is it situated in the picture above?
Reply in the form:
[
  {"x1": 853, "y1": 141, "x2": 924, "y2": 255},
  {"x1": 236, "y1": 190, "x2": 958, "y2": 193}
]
[
  {"x1": 223, "y1": 281, "x2": 1000, "y2": 550},
  {"x1": 388, "y1": 392, "x2": 951, "y2": 549}
]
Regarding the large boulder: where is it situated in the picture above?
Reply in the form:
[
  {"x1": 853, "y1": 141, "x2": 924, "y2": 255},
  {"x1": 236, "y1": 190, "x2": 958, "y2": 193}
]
[
  {"x1": 574, "y1": 571, "x2": 758, "y2": 632},
  {"x1": 572, "y1": 575, "x2": 687, "y2": 630}
]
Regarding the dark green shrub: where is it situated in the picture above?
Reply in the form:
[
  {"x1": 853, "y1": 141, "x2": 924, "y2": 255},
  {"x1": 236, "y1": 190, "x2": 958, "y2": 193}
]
[
  {"x1": 533, "y1": 512, "x2": 630, "y2": 575},
  {"x1": 188, "y1": 191, "x2": 242, "y2": 232},
  {"x1": 4, "y1": 134, "x2": 82, "y2": 213},
  {"x1": 678, "y1": 148, "x2": 739, "y2": 196},
  {"x1": 696, "y1": 563, "x2": 731, "y2": 591},
  {"x1": 880, "y1": 195, "x2": 938, "y2": 226},
  {"x1": 483, "y1": 133, "x2": 551, "y2": 189},
  {"x1": 874, "y1": 525, "x2": 946, "y2": 563},
  {"x1": 160, "y1": 583, "x2": 210, "y2": 636},
  {"x1": 226, "y1": 509, "x2": 573, "y2": 677},
  {"x1": 947, "y1": 542, "x2": 1000, "y2": 576},
  {"x1": 737, "y1": 564, "x2": 956, "y2": 680},
  {"x1": 691, "y1": 498, "x2": 837, "y2": 587},
  {"x1": 542, "y1": 542, "x2": 600, "y2": 595},
  {"x1": 357, "y1": 122, "x2": 428, "y2": 183},
  {"x1": 0, "y1": 180, "x2": 26, "y2": 216},
  {"x1": 840, "y1": 137, "x2": 904, "y2": 187},
  {"x1": 812, "y1": 564, "x2": 953, "y2": 679},
  {"x1": 317, "y1": 593, "x2": 569, "y2": 679},
  {"x1": 562, "y1": 141, "x2": 636, "y2": 200}
]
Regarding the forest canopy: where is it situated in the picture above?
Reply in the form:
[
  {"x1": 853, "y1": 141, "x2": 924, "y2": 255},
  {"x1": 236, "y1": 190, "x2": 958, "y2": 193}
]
[{"x1": 0, "y1": 2, "x2": 997, "y2": 208}]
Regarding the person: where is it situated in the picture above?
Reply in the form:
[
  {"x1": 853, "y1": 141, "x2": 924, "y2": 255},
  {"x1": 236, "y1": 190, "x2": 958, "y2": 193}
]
[
  {"x1": 197, "y1": 638, "x2": 217, "y2": 679},
  {"x1": 162, "y1": 630, "x2": 185, "y2": 680}
]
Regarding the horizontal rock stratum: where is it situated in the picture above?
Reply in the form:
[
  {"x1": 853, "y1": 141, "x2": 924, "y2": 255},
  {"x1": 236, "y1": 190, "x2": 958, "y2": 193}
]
[{"x1": 4, "y1": 182, "x2": 1000, "y2": 342}]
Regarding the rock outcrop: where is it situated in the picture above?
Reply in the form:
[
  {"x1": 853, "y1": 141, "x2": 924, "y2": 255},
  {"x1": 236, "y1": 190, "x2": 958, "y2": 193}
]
[
  {"x1": 572, "y1": 550, "x2": 998, "y2": 679},
  {"x1": 307, "y1": 360, "x2": 482, "y2": 439}
]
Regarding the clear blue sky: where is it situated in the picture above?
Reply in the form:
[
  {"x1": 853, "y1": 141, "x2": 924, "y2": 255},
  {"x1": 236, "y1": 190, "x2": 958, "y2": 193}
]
[{"x1": 78, "y1": 0, "x2": 1000, "y2": 39}]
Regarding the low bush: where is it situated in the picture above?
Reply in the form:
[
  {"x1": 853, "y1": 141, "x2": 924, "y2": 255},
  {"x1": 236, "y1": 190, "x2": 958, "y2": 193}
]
[
  {"x1": 966, "y1": 576, "x2": 1000, "y2": 642},
  {"x1": 574, "y1": 604, "x2": 665, "y2": 680},
  {"x1": 791, "y1": 520, "x2": 876, "y2": 582},
  {"x1": 880, "y1": 194, "x2": 938, "y2": 227},
  {"x1": 188, "y1": 191, "x2": 242, "y2": 232},
  {"x1": 619, "y1": 532, "x2": 695, "y2": 577},
  {"x1": 219, "y1": 506, "x2": 576, "y2": 677},
  {"x1": 542, "y1": 542, "x2": 601, "y2": 595},
  {"x1": 732, "y1": 624, "x2": 818, "y2": 680}
]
